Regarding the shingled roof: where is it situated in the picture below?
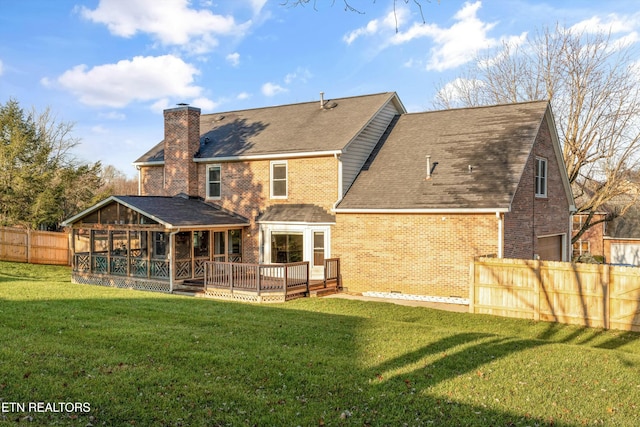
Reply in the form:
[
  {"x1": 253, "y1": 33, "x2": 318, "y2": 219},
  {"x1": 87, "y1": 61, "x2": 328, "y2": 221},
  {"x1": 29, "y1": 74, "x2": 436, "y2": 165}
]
[
  {"x1": 336, "y1": 100, "x2": 552, "y2": 211},
  {"x1": 63, "y1": 195, "x2": 249, "y2": 228},
  {"x1": 134, "y1": 92, "x2": 404, "y2": 164},
  {"x1": 256, "y1": 204, "x2": 335, "y2": 224}
]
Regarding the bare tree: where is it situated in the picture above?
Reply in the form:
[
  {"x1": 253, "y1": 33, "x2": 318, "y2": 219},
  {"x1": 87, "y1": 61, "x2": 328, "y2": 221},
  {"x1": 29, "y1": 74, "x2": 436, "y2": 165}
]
[
  {"x1": 282, "y1": 0, "x2": 434, "y2": 29},
  {"x1": 433, "y1": 25, "x2": 640, "y2": 243},
  {"x1": 100, "y1": 165, "x2": 138, "y2": 195}
]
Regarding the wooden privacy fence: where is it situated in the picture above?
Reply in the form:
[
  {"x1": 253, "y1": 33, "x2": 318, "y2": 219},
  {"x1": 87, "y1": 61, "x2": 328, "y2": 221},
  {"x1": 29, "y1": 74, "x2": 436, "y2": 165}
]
[
  {"x1": 0, "y1": 227, "x2": 70, "y2": 265},
  {"x1": 470, "y1": 257, "x2": 640, "y2": 331}
]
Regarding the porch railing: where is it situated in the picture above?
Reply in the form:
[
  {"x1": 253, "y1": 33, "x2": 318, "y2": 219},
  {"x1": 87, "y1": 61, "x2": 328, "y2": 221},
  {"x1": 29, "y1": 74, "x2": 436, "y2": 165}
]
[
  {"x1": 204, "y1": 261, "x2": 309, "y2": 295},
  {"x1": 324, "y1": 258, "x2": 341, "y2": 289}
]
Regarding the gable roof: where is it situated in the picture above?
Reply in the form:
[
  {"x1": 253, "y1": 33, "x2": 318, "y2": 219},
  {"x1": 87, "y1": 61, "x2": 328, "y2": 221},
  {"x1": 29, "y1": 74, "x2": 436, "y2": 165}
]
[
  {"x1": 134, "y1": 92, "x2": 406, "y2": 164},
  {"x1": 336, "y1": 100, "x2": 558, "y2": 212},
  {"x1": 62, "y1": 196, "x2": 249, "y2": 229}
]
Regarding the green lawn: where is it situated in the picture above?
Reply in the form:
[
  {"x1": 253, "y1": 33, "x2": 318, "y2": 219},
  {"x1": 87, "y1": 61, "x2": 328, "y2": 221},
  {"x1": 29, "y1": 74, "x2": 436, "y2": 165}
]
[{"x1": 1, "y1": 261, "x2": 639, "y2": 426}]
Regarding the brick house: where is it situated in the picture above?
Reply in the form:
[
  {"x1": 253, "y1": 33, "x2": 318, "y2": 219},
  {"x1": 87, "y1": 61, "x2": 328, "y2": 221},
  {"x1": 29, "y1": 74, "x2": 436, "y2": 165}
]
[
  {"x1": 63, "y1": 92, "x2": 574, "y2": 301},
  {"x1": 573, "y1": 204, "x2": 640, "y2": 265}
]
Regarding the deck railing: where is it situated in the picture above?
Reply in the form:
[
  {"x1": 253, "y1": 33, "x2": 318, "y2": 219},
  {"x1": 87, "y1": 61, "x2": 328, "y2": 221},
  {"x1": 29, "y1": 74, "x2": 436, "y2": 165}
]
[
  {"x1": 204, "y1": 261, "x2": 309, "y2": 295},
  {"x1": 324, "y1": 258, "x2": 341, "y2": 288}
]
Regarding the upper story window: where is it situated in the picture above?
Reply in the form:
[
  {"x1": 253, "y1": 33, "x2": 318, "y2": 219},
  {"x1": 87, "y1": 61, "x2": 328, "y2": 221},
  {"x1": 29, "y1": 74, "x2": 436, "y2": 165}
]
[
  {"x1": 207, "y1": 165, "x2": 221, "y2": 199},
  {"x1": 271, "y1": 161, "x2": 288, "y2": 199},
  {"x1": 535, "y1": 157, "x2": 547, "y2": 198}
]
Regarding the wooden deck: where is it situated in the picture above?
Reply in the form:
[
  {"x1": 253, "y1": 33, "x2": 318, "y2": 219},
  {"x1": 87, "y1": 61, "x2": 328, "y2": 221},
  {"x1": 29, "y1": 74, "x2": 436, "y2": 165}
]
[{"x1": 174, "y1": 258, "x2": 341, "y2": 302}]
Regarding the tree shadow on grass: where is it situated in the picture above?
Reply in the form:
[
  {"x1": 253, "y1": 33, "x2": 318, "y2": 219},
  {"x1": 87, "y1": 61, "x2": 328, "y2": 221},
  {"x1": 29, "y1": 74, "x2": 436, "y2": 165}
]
[{"x1": 0, "y1": 292, "x2": 636, "y2": 426}]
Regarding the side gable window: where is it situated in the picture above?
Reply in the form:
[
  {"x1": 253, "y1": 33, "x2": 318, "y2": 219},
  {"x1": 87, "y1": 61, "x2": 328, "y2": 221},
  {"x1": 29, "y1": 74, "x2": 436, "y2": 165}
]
[
  {"x1": 271, "y1": 161, "x2": 288, "y2": 199},
  {"x1": 207, "y1": 165, "x2": 221, "y2": 199},
  {"x1": 535, "y1": 157, "x2": 547, "y2": 198}
]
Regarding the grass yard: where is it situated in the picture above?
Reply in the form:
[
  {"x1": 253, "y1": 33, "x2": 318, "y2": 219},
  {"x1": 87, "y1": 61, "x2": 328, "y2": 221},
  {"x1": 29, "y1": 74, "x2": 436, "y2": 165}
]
[{"x1": 1, "y1": 261, "x2": 640, "y2": 426}]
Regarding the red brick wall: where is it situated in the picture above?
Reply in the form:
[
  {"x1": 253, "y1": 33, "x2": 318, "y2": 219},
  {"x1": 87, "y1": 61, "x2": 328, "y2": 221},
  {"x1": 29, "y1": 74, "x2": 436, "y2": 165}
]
[
  {"x1": 504, "y1": 114, "x2": 571, "y2": 260},
  {"x1": 572, "y1": 214, "x2": 605, "y2": 258},
  {"x1": 162, "y1": 106, "x2": 201, "y2": 197},
  {"x1": 333, "y1": 213, "x2": 499, "y2": 297},
  {"x1": 139, "y1": 166, "x2": 164, "y2": 196}
]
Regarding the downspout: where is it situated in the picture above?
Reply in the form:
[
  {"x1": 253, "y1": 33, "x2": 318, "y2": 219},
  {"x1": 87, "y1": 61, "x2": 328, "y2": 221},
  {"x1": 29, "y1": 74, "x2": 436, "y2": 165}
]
[
  {"x1": 332, "y1": 152, "x2": 343, "y2": 210},
  {"x1": 136, "y1": 165, "x2": 141, "y2": 195},
  {"x1": 169, "y1": 228, "x2": 182, "y2": 293},
  {"x1": 496, "y1": 211, "x2": 504, "y2": 258}
]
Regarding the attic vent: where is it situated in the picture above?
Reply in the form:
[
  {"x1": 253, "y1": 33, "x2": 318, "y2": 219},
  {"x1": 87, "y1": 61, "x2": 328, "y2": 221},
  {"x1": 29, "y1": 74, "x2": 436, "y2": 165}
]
[{"x1": 319, "y1": 92, "x2": 338, "y2": 110}]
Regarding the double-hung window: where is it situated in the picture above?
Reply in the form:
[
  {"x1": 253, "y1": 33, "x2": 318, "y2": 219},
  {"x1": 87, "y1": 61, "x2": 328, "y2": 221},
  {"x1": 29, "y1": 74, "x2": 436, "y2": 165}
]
[
  {"x1": 535, "y1": 157, "x2": 547, "y2": 198},
  {"x1": 271, "y1": 161, "x2": 288, "y2": 199},
  {"x1": 207, "y1": 165, "x2": 221, "y2": 199}
]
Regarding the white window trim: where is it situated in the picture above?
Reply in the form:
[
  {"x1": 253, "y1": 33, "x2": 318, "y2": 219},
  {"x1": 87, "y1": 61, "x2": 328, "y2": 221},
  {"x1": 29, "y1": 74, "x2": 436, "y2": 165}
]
[
  {"x1": 270, "y1": 160, "x2": 288, "y2": 199},
  {"x1": 535, "y1": 157, "x2": 548, "y2": 198},
  {"x1": 259, "y1": 223, "x2": 331, "y2": 267},
  {"x1": 206, "y1": 164, "x2": 222, "y2": 200}
]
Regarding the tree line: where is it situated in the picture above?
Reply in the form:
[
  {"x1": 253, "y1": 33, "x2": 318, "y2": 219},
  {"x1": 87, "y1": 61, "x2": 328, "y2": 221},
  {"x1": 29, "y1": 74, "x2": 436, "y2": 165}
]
[{"x1": 0, "y1": 99, "x2": 136, "y2": 230}]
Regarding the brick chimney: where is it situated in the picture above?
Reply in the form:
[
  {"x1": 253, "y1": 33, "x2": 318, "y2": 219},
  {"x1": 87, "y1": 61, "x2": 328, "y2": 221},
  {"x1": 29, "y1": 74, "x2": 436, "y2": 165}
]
[{"x1": 163, "y1": 104, "x2": 201, "y2": 196}]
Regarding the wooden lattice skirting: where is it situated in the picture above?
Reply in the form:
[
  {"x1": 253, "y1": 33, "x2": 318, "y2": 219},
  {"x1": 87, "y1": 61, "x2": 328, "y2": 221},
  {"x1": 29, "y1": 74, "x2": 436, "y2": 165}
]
[
  {"x1": 203, "y1": 288, "x2": 306, "y2": 303},
  {"x1": 72, "y1": 273, "x2": 170, "y2": 293}
]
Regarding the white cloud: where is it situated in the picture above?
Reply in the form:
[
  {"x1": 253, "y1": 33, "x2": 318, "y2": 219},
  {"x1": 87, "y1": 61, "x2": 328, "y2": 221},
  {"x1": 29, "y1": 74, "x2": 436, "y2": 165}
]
[
  {"x1": 393, "y1": 1, "x2": 507, "y2": 71},
  {"x1": 435, "y1": 77, "x2": 485, "y2": 105},
  {"x1": 343, "y1": 8, "x2": 401, "y2": 45},
  {"x1": 98, "y1": 111, "x2": 126, "y2": 120},
  {"x1": 151, "y1": 98, "x2": 171, "y2": 113},
  {"x1": 249, "y1": 0, "x2": 268, "y2": 15},
  {"x1": 226, "y1": 52, "x2": 240, "y2": 67},
  {"x1": 91, "y1": 125, "x2": 109, "y2": 134},
  {"x1": 190, "y1": 96, "x2": 219, "y2": 111},
  {"x1": 78, "y1": 0, "x2": 251, "y2": 53},
  {"x1": 570, "y1": 14, "x2": 640, "y2": 35},
  {"x1": 53, "y1": 55, "x2": 202, "y2": 108},
  {"x1": 284, "y1": 67, "x2": 312, "y2": 84},
  {"x1": 261, "y1": 82, "x2": 287, "y2": 97},
  {"x1": 237, "y1": 92, "x2": 251, "y2": 100},
  {"x1": 344, "y1": 1, "x2": 525, "y2": 72}
]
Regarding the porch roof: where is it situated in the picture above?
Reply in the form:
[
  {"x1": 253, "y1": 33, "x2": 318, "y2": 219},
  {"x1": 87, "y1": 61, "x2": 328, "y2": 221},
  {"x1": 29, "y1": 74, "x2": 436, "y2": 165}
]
[
  {"x1": 256, "y1": 204, "x2": 335, "y2": 224},
  {"x1": 63, "y1": 195, "x2": 250, "y2": 229}
]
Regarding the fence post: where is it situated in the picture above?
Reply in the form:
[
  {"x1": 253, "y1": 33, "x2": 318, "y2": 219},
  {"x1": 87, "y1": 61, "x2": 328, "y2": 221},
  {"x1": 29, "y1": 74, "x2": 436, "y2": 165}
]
[
  {"x1": 283, "y1": 264, "x2": 289, "y2": 295},
  {"x1": 256, "y1": 265, "x2": 261, "y2": 297},
  {"x1": 26, "y1": 229, "x2": 31, "y2": 264},
  {"x1": 468, "y1": 260, "x2": 475, "y2": 314},
  {"x1": 602, "y1": 264, "x2": 610, "y2": 330},
  {"x1": 533, "y1": 260, "x2": 541, "y2": 321}
]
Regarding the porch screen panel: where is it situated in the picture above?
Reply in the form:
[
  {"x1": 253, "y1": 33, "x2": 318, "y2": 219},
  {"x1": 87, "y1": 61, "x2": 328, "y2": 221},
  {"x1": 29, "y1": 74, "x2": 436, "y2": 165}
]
[
  {"x1": 92, "y1": 230, "x2": 108, "y2": 274},
  {"x1": 152, "y1": 232, "x2": 168, "y2": 258},
  {"x1": 194, "y1": 231, "x2": 210, "y2": 257},
  {"x1": 271, "y1": 233, "x2": 303, "y2": 263},
  {"x1": 175, "y1": 232, "x2": 191, "y2": 259},
  {"x1": 213, "y1": 231, "x2": 225, "y2": 262},
  {"x1": 228, "y1": 229, "x2": 242, "y2": 262},
  {"x1": 149, "y1": 232, "x2": 169, "y2": 279},
  {"x1": 175, "y1": 232, "x2": 192, "y2": 279},
  {"x1": 73, "y1": 229, "x2": 91, "y2": 272},
  {"x1": 130, "y1": 231, "x2": 148, "y2": 277}
]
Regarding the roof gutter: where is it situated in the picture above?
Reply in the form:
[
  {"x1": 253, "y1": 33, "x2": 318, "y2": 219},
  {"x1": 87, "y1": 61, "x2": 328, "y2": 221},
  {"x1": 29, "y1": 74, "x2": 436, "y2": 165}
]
[
  {"x1": 193, "y1": 150, "x2": 342, "y2": 163},
  {"x1": 333, "y1": 207, "x2": 511, "y2": 214}
]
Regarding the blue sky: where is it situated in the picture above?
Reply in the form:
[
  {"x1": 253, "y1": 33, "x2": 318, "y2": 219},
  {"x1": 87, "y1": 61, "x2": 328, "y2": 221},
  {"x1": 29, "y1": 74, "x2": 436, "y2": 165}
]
[{"x1": 1, "y1": 1, "x2": 639, "y2": 177}]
